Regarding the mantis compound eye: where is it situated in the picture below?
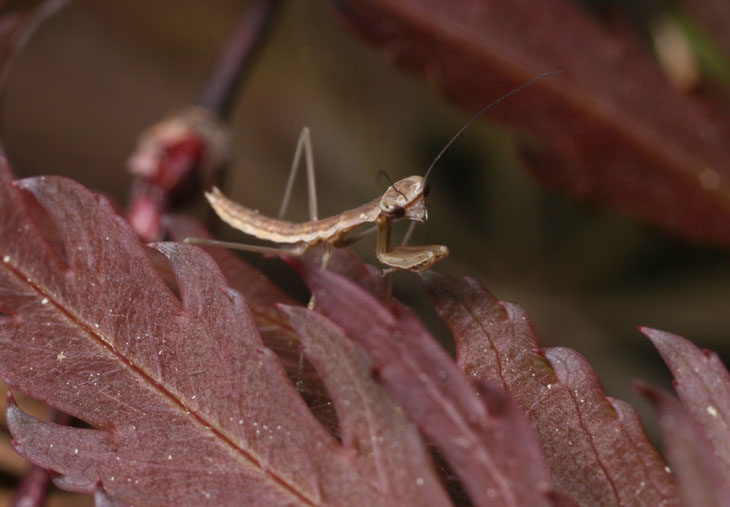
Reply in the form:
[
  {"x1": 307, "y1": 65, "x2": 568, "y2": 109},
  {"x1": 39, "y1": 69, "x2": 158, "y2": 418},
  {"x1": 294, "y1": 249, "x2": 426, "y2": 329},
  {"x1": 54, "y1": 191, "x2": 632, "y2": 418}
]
[{"x1": 384, "y1": 205, "x2": 405, "y2": 219}]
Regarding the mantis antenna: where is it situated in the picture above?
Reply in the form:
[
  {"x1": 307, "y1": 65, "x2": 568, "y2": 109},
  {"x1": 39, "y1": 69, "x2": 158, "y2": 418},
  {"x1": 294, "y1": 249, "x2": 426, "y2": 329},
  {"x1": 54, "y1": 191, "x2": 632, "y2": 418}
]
[
  {"x1": 423, "y1": 70, "x2": 563, "y2": 182},
  {"x1": 401, "y1": 70, "x2": 563, "y2": 246}
]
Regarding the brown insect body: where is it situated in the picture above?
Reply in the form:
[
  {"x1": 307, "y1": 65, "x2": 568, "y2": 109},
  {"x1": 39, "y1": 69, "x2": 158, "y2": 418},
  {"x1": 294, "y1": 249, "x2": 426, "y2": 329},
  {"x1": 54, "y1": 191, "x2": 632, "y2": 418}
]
[
  {"x1": 205, "y1": 188, "x2": 380, "y2": 245},
  {"x1": 203, "y1": 175, "x2": 448, "y2": 272}
]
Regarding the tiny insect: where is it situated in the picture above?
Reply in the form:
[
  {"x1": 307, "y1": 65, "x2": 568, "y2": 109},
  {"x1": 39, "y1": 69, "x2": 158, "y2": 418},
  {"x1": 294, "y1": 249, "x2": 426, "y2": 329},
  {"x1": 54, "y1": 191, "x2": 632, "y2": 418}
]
[{"x1": 185, "y1": 72, "x2": 560, "y2": 274}]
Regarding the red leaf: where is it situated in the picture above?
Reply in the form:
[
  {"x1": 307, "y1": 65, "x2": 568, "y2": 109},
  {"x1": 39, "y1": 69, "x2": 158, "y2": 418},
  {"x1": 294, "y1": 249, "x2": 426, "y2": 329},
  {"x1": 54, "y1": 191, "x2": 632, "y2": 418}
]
[
  {"x1": 332, "y1": 0, "x2": 730, "y2": 245},
  {"x1": 642, "y1": 327, "x2": 730, "y2": 476},
  {"x1": 93, "y1": 484, "x2": 127, "y2": 507},
  {"x1": 166, "y1": 214, "x2": 304, "y2": 376},
  {"x1": 423, "y1": 272, "x2": 678, "y2": 505},
  {"x1": 289, "y1": 258, "x2": 558, "y2": 506},
  {"x1": 304, "y1": 247, "x2": 389, "y2": 301},
  {"x1": 165, "y1": 215, "x2": 363, "y2": 424},
  {"x1": 0, "y1": 160, "x2": 441, "y2": 504},
  {"x1": 280, "y1": 305, "x2": 450, "y2": 505},
  {"x1": 165, "y1": 214, "x2": 298, "y2": 316},
  {"x1": 678, "y1": 0, "x2": 730, "y2": 59},
  {"x1": 9, "y1": 458, "x2": 51, "y2": 507},
  {"x1": 166, "y1": 214, "x2": 386, "y2": 373},
  {"x1": 636, "y1": 382, "x2": 730, "y2": 506},
  {"x1": 0, "y1": 0, "x2": 70, "y2": 88}
]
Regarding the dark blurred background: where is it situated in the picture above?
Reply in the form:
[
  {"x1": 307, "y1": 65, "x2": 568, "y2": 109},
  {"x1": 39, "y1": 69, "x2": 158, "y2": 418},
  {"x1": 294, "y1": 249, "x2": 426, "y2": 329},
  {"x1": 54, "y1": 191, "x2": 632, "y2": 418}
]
[{"x1": 0, "y1": 0, "x2": 728, "y2": 504}]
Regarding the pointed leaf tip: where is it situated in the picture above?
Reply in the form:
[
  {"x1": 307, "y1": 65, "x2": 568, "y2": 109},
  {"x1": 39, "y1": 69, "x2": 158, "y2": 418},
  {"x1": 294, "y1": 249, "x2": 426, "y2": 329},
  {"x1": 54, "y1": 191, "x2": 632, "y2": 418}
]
[
  {"x1": 639, "y1": 326, "x2": 674, "y2": 343},
  {"x1": 637, "y1": 382, "x2": 730, "y2": 506},
  {"x1": 293, "y1": 265, "x2": 557, "y2": 506},
  {"x1": 280, "y1": 304, "x2": 451, "y2": 506},
  {"x1": 642, "y1": 327, "x2": 730, "y2": 476},
  {"x1": 10, "y1": 176, "x2": 41, "y2": 190},
  {"x1": 94, "y1": 484, "x2": 126, "y2": 507},
  {"x1": 630, "y1": 380, "x2": 656, "y2": 401},
  {"x1": 424, "y1": 273, "x2": 678, "y2": 505},
  {"x1": 0, "y1": 166, "x2": 465, "y2": 504},
  {"x1": 5, "y1": 390, "x2": 22, "y2": 430}
]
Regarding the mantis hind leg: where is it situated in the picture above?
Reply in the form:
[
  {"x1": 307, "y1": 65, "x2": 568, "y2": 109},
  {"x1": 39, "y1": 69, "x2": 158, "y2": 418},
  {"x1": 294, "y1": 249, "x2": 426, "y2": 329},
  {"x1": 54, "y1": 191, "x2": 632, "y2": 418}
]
[
  {"x1": 278, "y1": 126, "x2": 318, "y2": 221},
  {"x1": 298, "y1": 244, "x2": 333, "y2": 391},
  {"x1": 305, "y1": 244, "x2": 332, "y2": 310},
  {"x1": 183, "y1": 237, "x2": 308, "y2": 256}
]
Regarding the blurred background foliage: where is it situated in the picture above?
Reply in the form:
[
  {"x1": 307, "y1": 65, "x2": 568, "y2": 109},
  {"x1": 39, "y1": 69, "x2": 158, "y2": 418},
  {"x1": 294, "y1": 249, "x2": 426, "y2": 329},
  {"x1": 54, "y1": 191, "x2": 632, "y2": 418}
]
[{"x1": 0, "y1": 0, "x2": 728, "y2": 503}]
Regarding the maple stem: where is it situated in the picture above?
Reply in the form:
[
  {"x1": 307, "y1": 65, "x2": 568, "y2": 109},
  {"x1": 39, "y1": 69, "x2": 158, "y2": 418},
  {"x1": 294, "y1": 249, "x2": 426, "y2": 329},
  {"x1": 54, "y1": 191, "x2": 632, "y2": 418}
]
[{"x1": 195, "y1": 0, "x2": 284, "y2": 118}]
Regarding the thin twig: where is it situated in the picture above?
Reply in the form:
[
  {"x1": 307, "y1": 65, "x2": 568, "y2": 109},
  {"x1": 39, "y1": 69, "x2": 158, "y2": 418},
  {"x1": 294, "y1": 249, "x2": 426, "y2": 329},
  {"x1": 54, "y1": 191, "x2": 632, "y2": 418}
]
[{"x1": 195, "y1": 0, "x2": 284, "y2": 118}]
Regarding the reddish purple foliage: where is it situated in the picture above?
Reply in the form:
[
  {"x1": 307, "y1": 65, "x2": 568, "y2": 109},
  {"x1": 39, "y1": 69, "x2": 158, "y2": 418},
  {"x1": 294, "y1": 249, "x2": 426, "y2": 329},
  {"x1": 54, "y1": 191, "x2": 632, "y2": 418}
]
[
  {"x1": 2, "y1": 2, "x2": 728, "y2": 505},
  {"x1": 423, "y1": 272, "x2": 678, "y2": 505},
  {"x1": 0, "y1": 161, "x2": 445, "y2": 505},
  {"x1": 641, "y1": 328, "x2": 730, "y2": 488},
  {"x1": 289, "y1": 259, "x2": 559, "y2": 506},
  {"x1": 280, "y1": 306, "x2": 449, "y2": 504},
  {"x1": 0, "y1": 0, "x2": 70, "y2": 89},
  {"x1": 9, "y1": 458, "x2": 51, "y2": 507},
  {"x1": 2, "y1": 156, "x2": 730, "y2": 505},
  {"x1": 636, "y1": 382, "x2": 730, "y2": 506},
  {"x1": 678, "y1": 0, "x2": 730, "y2": 58},
  {"x1": 642, "y1": 327, "x2": 730, "y2": 472},
  {"x1": 332, "y1": 0, "x2": 730, "y2": 245}
]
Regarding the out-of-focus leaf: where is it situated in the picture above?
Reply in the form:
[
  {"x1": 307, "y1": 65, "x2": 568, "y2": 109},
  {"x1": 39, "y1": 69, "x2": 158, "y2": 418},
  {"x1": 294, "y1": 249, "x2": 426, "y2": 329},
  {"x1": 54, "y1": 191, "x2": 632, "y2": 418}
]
[
  {"x1": 9, "y1": 409, "x2": 71, "y2": 507},
  {"x1": 423, "y1": 272, "x2": 679, "y2": 505},
  {"x1": 280, "y1": 305, "x2": 450, "y2": 505},
  {"x1": 93, "y1": 484, "x2": 126, "y2": 507},
  {"x1": 636, "y1": 382, "x2": 730, "y2": 507},
  {"x1": 0, "y1": 0, "x2": 70, "y2": 91},
  {"x1": 9, "y1": 459, "x2": 50, "y2": 507},
  {"x1": 0, "y1": 160, "x2": 446, "y2": 505},
  {"x1": 290, "y1": 258, "x2": 559, "y2": 506},
  {"x1": 304, "y1": 247, "x2": 388, "y2": 301},
  {"x1": 678, "y1": 0, "x2": 730, "y2": 61},
  {"x1": 332, "y1": 0, "x2": 730, "y2": 245},
  {"x1": 642, "y1": 327, "x2": 730, "y2": 475}
]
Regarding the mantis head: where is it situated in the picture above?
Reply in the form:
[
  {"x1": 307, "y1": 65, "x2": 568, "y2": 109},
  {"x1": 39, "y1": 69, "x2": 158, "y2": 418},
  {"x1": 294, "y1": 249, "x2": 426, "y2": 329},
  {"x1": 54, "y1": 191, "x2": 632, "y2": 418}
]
[{"x1": 379, "y1": 175, "x2": 430, "y2": 222}]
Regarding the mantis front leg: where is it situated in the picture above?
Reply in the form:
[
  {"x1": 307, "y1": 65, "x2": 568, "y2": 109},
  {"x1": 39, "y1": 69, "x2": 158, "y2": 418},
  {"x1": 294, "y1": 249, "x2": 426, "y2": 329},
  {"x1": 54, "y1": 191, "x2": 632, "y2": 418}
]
[{"x1": 375, "y1": 218, "x2": 449, "y2": 274}]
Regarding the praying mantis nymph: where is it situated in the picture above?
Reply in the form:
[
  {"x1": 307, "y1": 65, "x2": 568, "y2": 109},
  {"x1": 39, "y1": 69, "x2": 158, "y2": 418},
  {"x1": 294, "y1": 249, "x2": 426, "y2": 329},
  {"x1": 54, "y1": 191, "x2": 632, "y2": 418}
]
[
  {"x1": 197, "y1": 172, "x2": 446, "y2": 274},
  {"x1": 185, "y1": 72, "x2": 561, "y2": 274}
]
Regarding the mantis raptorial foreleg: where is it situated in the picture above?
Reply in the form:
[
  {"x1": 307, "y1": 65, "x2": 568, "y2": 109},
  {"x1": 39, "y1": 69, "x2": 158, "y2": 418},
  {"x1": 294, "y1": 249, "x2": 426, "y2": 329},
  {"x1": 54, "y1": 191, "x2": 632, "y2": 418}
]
[{"x1": 374, "y1": 217, "x2": 448, "y2": 274}]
